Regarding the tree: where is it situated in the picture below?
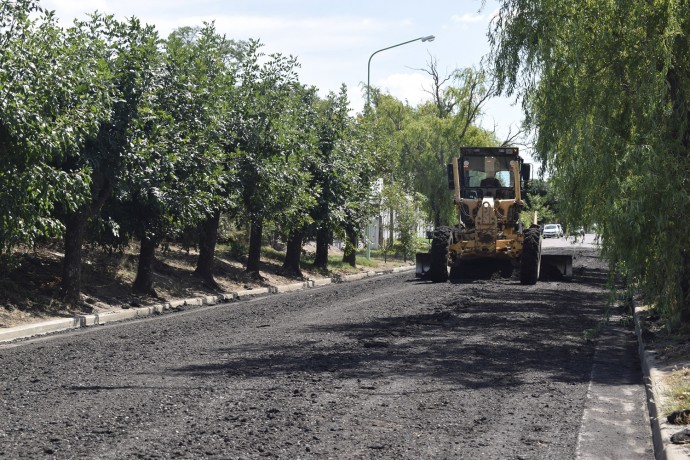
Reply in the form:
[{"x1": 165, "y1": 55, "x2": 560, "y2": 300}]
[
  {"x1": 489, "y1": 0, "x2": 690, "y2": 327},
  {"x1": 338, "y1": 118, "x2": 378, "y2": 268},
  {"x1": 0, "y1": 1, "x2": 110, "y2": 261},
  {"x1": 407, "y1": 61, "x2": 497, "y2": 227},
  {"x1": 366, "y1": 93, "x2": 410, "y2": 249},
  {"x1": 124, "y1": 23, "x2": 233, "y2": 295},
  {"x1": 90, "y1": 22, "x2": 233, "y2": 297},
  {"x1": 278, "y1": 85, "x2": 321, "y2": 277},
  {"x1": 188, "y1": 34, "x2": 249, "y2": 288},
  {"x1": 514, "y1": 178, "x2": 560, "y2": 228},
  {"x1": 225, "y1": 40, "x2": 306, "y2": 278},
  {"x1": 519, "y1": 193, "x2": 555, "y2": 228},
  {"x1": 59, "y1": 14, "x2": 162, "y2": 302},
  {"x1": 369, "y1": 62, "x2": 498, "y2": 231},
  {"x1": 386, "y1": 184, "x2": 426, "y2": 262},
  {"x1": 303, "y1": 86, "x2": 355, "y2": 269},
  {"x1": 155, "y1": 24, "x2": 238, "y2": 289}
]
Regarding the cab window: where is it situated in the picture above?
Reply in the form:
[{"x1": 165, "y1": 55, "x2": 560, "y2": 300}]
[{"x1": 462, "y1": 156, "x2": 514, "y2": 187}]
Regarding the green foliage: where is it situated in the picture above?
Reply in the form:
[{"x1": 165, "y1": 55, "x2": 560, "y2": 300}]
[
  {"x1": 384, "y1": 185, "x2": 427, "y2": 262},
  {"x1": 266, "y1": 83, "x2": 321, "y2": 238},
  {"x1": 306, "y1": 85, "x2": 377, "y2": 244},
  {"x1": 328, "y1": 253, "x2": 378, "y2": 271},
  {"x1": 490, "y1": 0, "x2": 690, "y2": 328},
  {"x1": 260, "y1": 246, "x2": 285, "y2": 263},
  {"x1": 520, "y1": 193, "x2": 555, "y2": 227},
  {"x1": 105, "y1": 21, "x2": 236, "y2": 252},
  {"x1": 0, "y1": 1, "x2": 112, "y2": 251},
  {"x1": 222, "y1": 40, "x2": 318, "y2": 245},
  {"x1": 68, "y1": 14, "x2": 164, "y2": 256},
  {"x1": 151, "y1": 23, "x2": 233, "y2": 228},
  {"x1": 0, "y1": 3, "x2": 509, "y2": 299},
  {"x1": 520, "y1": 179, "x2": 559, "y2": 226},
  {"x1": 368, "y1": 64, "x2": 499, "y2": 229},
  {"x1": 219, "y1": 224, "x2": 249, "y2": 262}
]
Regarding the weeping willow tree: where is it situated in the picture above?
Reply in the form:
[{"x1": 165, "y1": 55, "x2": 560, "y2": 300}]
[{"x1": 489, "y1": 0, "x2": 690, "y2": 328}]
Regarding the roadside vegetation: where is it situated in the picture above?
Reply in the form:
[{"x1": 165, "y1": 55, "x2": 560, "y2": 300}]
[
  {"x1": 664, "y1": 367, "x2": 690, "y2": 417},
  {"x1": 0, "y1": 1, "x2": 500, "y2": 316},
  {"x1": 0, "y1": 235, "x2": 414, "y2": 328},
  {"x1": 489, "y1": 0, "x2": 690, "y2": 416},
  {"x1": 489, "y1": 0, "x2": 690, "y2": 331}
]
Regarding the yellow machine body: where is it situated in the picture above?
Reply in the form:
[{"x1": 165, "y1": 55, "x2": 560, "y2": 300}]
[{"x1": 447, "y1": 148, "x2": 528, "y2": 268}]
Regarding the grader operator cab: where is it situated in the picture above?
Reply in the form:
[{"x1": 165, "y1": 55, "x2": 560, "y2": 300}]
[{"x1": 415, "y1": 146, "x2": 572, "y2": 284}]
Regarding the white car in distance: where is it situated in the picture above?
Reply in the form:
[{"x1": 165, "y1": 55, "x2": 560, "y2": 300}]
[{"x1": 543, "y1": 223, "x2": 563, "y2": 238}]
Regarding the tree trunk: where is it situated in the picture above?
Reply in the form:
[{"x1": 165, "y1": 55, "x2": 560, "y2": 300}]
[
  {"x1": 314, "y1": 227, "x2": 330, "y2": 269},
  {"x1": 282, "y1": 230, "x2": 304, "y2": 277},
  {"x1": 246, "y1": 218, "x2": 263, "y2": 275},
  {"x1": 133, "y1": 235, "x2": 157, "y2": 296},
  {"x1": 194, "y1": 210, "x2": 221, "y2": 288},
  {"x1": 61, "y1": 211, "x2": 86, "y2": 304},
  {"x1": 342, "y1": 226, "x2": 357, "y2": 267},
  {"x1": 378, "y1": 213, "x2": 384, "y2": 248},
  {"x1": 389, "y1": 208, "x2": 395, "y2": 248},
  {"x1": 681, "y1": 250, "x2": 690, "y2": 324},
  {"x1": 60, "y1": 178, "x2": 112, "y2": 305}
]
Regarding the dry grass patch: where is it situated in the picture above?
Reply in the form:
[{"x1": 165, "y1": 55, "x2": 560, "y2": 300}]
[{"x1": 663, "y1": 367, "x2": 690, "y2": 419}]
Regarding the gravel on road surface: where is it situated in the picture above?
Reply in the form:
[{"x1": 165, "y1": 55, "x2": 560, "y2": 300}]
[{"x1": 0, "y1": 246, "x2": 647, "y2": 459}]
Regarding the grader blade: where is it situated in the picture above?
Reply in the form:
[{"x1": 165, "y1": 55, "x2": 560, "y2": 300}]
[{"x1": 540, "y1": 254, "x2": 573, "y2": 280}]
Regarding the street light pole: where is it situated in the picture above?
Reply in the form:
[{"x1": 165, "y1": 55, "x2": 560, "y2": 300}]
[
  {"x1": 365, "y1": 34, "x2": 435, "y2": 259},
  {"x1": 366, "y1": 35, "x2": 435, "y2": 110}
]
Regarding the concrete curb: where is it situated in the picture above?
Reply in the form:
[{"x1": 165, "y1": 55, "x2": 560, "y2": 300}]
[
  {"x1": 235, "y1": 287, "x2": 271, "y2": 298},
  {"x1": 0, "y1": 317, "x2": 80, "y2": 342},
  {"x1": 0, "y1": 265, "x2": 415, "y2": 344},
  {"x1": 634, "y1": 305, "x2": 690, "y2": 460}
]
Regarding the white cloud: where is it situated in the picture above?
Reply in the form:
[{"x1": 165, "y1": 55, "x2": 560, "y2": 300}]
[
  {"x1": 198, "y1": 14, "x2": 379, "y2": 44},
  {"x1": 375, "y1": 73, "x2": 433, "y2": 106},
  {"x1": 41, "y1": 0, "x2": 109, "y2": 21},
  {"x1": 450, "y1": 13, "x2": 486, "y2": 24}
]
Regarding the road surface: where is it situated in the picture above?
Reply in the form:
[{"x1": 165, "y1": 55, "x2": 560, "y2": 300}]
[{"x1": 0, "y1": 237, "x2": 652, "y2": 459}]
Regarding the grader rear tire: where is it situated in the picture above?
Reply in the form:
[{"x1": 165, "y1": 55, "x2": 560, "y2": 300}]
[
  {"x1": 429, "y1": 226, "x2": 451, "y2": 283},
  {"x1": 520, "y1": 227, "x2": 542, "y2": 285}
]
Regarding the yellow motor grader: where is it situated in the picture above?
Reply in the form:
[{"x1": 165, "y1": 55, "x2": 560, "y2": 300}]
[{"x1": 415, "y1": 146, "x2": 572, "y2": 284}]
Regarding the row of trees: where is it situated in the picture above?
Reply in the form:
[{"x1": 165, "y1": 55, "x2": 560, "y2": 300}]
[
  {"x1": 489, "y1": 0, "x2": 690, "y2": 328},
  {"x1": 0, "y1": 1, "x2": 380, "y2": 303},
  {"x1": 1, "y1": 1, "x2": 503, "y2": 305}
]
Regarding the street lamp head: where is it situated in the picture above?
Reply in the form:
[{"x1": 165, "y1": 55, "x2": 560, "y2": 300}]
[{"x1": 421, "y1": 35, "x2": 435, "y2": 42}]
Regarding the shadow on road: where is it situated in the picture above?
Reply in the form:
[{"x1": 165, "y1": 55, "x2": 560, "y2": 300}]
[{"x1": 169, "y1": 262, "x2": 626, "y2": 391}]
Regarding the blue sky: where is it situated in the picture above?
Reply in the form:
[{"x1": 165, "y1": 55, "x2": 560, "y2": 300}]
[{"x1": 41, "y1": 0, "x2": 526, "y2": 149}]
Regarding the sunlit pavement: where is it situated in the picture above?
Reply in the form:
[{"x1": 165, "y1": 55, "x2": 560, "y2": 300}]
[{"x1": 541, "y1": 233, "x2": 599, "y2": 249}]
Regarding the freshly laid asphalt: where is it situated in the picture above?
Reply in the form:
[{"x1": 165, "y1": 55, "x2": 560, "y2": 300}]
[{"x1": 1, "y1": 239, "x2": 688, "y2": 459}]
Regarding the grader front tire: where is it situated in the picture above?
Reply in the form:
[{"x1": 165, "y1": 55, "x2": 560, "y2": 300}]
[
  {"x1": 520, "y1": 227, "x2": 542, "y2": 285},
  {"x1": 429, "y1": 226, "x2": 451, "y2": 283}
]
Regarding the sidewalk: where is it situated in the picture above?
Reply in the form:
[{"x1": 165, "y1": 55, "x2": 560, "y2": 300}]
[
  {"x1": 634, "y1": 305, "x2": 690, "y2": 460},
  {"x1": 576, "y1": 312, "x2": 653, "y2": 459}
]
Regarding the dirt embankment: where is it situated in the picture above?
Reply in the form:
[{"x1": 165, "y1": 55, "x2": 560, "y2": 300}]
[{"x1": 0, "y1": 242, "x2": 406, "y2": 329}]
